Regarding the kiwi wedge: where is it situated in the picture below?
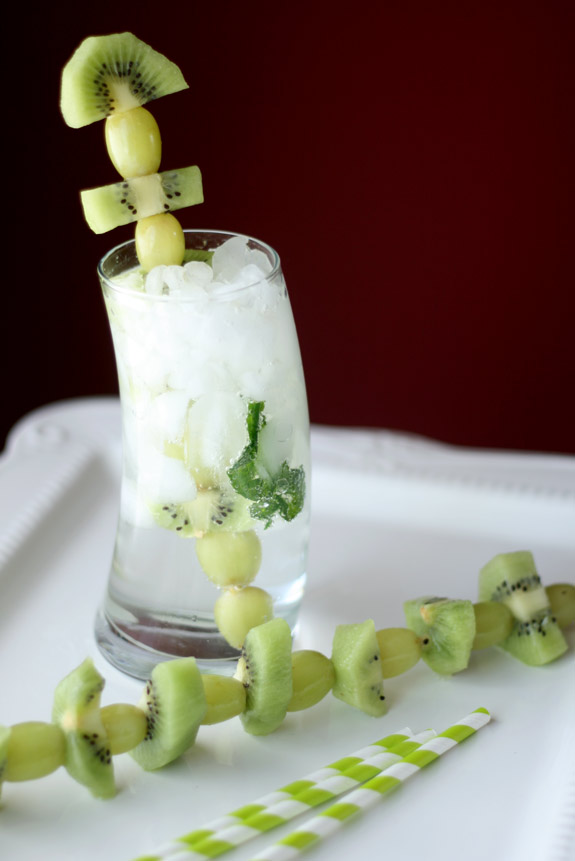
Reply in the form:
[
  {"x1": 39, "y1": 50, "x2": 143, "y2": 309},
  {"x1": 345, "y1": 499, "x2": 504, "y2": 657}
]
[
  {"x1": 234, "y1": 618, "x2": 293, "y2": 736},
  {"x1": 61, "y1": 32, "x2": 188, "y2": 128},
  {"x1": 129, "y1": 657, "x2": 206, "y2": 770},
  {"x1": 403, "y1": 597, "x2": 476, "y2": 675},
  {"x1": 331, "y1": 619, "x2": 386, "y2": 717},
  {"x1": 80, "y1": 165, "x2": 203, "y2": 234},
  {"x1": 150, "y1": 487, "x2": 254, "y2": 538},
  {"x1": 479, "y1": 551, "x2": 568, "y2": 666},
  {"x1": 52, "y1": 658, "x2": 115, "y2": 799}
]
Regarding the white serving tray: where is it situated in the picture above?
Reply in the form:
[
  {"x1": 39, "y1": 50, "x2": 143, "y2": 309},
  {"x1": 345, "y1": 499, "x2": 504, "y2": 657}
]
[{"x1": 1, "y1": 399, "x2": 574, "y2": 861}]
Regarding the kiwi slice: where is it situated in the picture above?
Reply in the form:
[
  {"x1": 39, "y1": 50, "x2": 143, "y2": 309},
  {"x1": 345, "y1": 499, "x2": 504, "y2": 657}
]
[
  {"x1": 81, "y1": 165, "x2": 203, "y2": 234},
  {"x1": 234, "y1": 618, "x2": 293, "y2": 736},
  {"x1": 52, "y1": 658, "x2": 115, "y2": 799},
  {"x1": 60, "y1": 32, "x2": 188, "y2": 128},
  {"x1": 150, "y1": 487, "x2": 254, "y2": 538},
  {"x1": 331, "y1": 619, "x2": 386, "y2": 717},
  {"x1": 403, "y1": 597, "x2": 475, "y2": 675},
  {"x1": 479, "y1": 551, "x2": 568, "y2": 666},
  {"x1": 129, "y1": 657, "x2": 206, "y2": 770},
  {"x1": 0, "y1": 725, "x2": 10, "y2": 797}
]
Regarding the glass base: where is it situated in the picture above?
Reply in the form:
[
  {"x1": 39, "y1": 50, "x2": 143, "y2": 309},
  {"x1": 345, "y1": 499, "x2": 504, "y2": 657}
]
[
  {"x1": 94, "y1": 597, "x2": 303, "y2": 680},
  {"x1": 94, "y1": 606, "x2": 239, "y2": 679}
]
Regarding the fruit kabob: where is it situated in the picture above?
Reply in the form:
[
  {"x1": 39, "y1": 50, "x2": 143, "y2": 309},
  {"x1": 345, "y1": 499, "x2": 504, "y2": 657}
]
[
  {"x1": 61, "y1": 32, "x2": 304, "y2": 654},
  {"x1": 1, "y1": 551, "x2": 573, "y2": 801}
]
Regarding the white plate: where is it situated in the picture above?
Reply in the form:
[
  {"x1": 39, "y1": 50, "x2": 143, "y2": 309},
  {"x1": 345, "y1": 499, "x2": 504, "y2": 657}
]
[{"x1": 1, "y1": 399, "x2": 574, "y2": 861}]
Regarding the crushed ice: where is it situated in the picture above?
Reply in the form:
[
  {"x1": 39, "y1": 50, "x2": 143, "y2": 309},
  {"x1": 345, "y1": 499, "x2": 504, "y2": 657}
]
[{"x1": 143, "y1": 237, "x2": 273, "y2": 298}]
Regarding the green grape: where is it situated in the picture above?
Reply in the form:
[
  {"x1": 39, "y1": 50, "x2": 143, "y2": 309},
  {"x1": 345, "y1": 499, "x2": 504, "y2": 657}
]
[
  {"x1": 4, "y1": 722, "x2": 66, "y2": 782},
  {"x1": 375, "y1": 628, "x2": 422, "y2": 678},
  {"x1": 100, "y1": 704, "x2": 148, "y2": 755},
  {"x1": 546, "y1": 584, "x2": 575, "y2": 629},
  {"x1": 472, "y1": 601, "x2": 514, "y2": 650},
  {"x1": 214, "y1": 586, "x2": 273, "y2": 649},
  {"x1": 135, "y1": 212, "x2": 185, "y2": 270},
  {"x1": 287, "y1": 650, "x2": 335, "y2": 712},
  {"x1": 196, "y1": 530, "x2": 262, "y2": 587},
  {"x1": 105, "y1": 106, "x2": 162, "y2": 178},
  {"x1": 201, "y1": 675, "x2": 247, "y2": 724}
]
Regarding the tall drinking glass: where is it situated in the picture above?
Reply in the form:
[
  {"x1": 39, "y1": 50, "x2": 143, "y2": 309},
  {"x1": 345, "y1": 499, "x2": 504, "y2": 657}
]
[{"x1": 94, "y1": 230, "x2": 310, "y2": 680}]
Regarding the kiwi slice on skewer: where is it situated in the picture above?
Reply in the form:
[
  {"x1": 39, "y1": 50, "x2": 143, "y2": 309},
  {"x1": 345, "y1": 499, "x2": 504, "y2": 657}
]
[
  {"x1": 234, "y1": 618, "x2": 293, "y2": 736},
  {"x1": 479, "y1": 551, "x2": 568, "y2": 666},
  {"x1": 150, "y1": 487, "x2": 255, "y2": 538},
  {"x1": 331, "y1": 619, "x2": 386, "y2": 717},
  {"x1": 403, "y1": 597, "x2": 476, "y2": 675},
  {"x1": 129, "y1": 657, "x2": 206, "y2": 770},
  {"x1": 60, "y1": 32, "x2": 188, "y2": 128},
  {"x1": 52, "y1": 658, "x2": 115, "y2": 799},
  {"x1": 80, "y1": 165, "x2": 203, "y2": 234}
]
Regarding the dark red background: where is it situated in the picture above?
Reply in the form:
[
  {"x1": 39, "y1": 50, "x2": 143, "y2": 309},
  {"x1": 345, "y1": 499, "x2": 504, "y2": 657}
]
[{"x1": 3, "y1": 1, "x2": 574, "y2": 453}]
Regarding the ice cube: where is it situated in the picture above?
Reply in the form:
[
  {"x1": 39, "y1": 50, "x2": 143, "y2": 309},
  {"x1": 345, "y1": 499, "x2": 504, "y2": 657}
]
[
  {"x1": 163, "y1": 265, "x2": 190, "y2": 294},
  {"x1": 166, "y1": 354, "x2": 236, "y2": 396},
  {"x1": 145, "y1": 265, "x2": 168, "y2": 296},
  {"x1": 149, "y1": 390, "x2": 191, "y2": 444},
  {"x1": 212, "y1": 236, "x2": 249, "y2": 283},
  {"x1": 183, "y1": 261, "x2": 214, "y2": 287},
  {"x1": 248, "y1": 246, "x2": 273, "y2": 275},
  {"x1": 233, "y1": 263, "x2": 267, "y2": 287},
  {"x1": 137, "y1": 445, "x2": 198, "y2": 503},
  {"x1": 185, "y1": 393, "x2": 248, "y2": 478}
]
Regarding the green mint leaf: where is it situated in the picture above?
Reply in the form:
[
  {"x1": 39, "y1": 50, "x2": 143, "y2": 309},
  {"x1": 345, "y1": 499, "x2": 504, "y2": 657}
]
[{"x1": 228, "y1": 401, "x2": 305, "y2": 528}]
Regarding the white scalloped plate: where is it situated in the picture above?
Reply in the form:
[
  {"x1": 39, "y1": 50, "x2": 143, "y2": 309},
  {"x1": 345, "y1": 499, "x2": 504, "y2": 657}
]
[{"x1": 1, "y1": 399, "x2": 574, "y2": 861}]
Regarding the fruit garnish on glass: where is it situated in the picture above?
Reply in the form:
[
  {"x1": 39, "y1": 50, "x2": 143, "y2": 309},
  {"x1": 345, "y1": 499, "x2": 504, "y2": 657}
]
[{"x1": 60, "y1": 32, "x2": 311, "y2": 677}]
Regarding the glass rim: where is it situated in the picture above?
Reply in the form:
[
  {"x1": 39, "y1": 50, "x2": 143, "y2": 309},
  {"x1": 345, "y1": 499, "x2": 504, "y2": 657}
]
[{"x1": 97, "y1": 228, "x2": 282, "y2": 300}]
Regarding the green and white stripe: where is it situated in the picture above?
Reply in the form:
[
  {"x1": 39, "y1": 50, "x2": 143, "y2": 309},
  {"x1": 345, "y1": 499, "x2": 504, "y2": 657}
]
[
  {"x1": 249, "y1": 708, "x2": 491, "y2": 861},
  {"x1": 137, "y1": 727, "x2": 432, "y2": 861}
]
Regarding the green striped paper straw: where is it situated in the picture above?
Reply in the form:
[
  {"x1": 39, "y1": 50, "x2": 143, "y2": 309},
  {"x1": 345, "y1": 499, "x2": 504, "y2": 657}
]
[
  {"x1": 185, "y1": 729, "x2": 435, "y2": 860},
  {"x1": 134, "y1": 726, "x2": 432, "y2": 861},
  {"x1": 249, "y1": 707, "x2": 491, "y2": 861}
]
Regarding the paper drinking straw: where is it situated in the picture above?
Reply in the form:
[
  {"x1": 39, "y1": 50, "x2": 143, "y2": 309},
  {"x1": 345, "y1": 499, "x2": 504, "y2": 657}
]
[
  {"x1": 134, "y1": 726, "x2": 432, "y2": 861},
  {"x1": 249, "y1": 707, "x2": 491, "y2": 861},
  {"x1": 185, "y1": 729, "x2": 436, "y2": 860}
]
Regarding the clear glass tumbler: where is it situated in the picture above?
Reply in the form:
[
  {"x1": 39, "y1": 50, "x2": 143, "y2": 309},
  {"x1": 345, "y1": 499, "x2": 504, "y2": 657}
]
[{"x1": 94, "y1": 230, "x2": 310, "y2": 679}]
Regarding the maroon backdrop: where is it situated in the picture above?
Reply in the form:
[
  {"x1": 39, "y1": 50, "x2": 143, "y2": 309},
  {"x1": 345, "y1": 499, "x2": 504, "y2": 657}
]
[{"x1": 3, "y1": 1, "x2": 574, "y2": 453}]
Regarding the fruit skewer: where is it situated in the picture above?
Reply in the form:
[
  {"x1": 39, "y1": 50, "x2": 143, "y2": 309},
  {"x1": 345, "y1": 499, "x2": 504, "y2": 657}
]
[
  {"x1": 61, "y1": 32, "x2": 202, "y2": 269},
  {"x1": 1, "y1": 568, "x2": 573, "y2": 801},
  {"x1": 62, "y1": 34, "x2": 286, "y2": 651}
]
